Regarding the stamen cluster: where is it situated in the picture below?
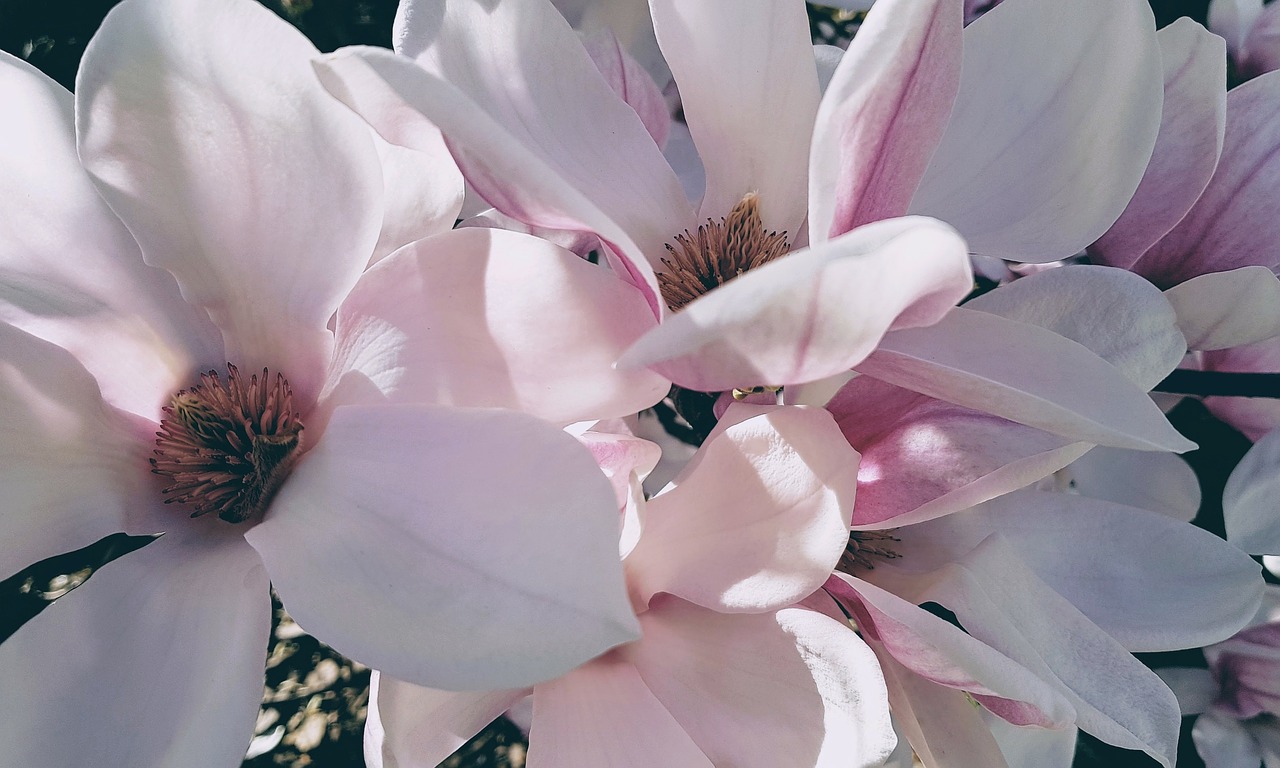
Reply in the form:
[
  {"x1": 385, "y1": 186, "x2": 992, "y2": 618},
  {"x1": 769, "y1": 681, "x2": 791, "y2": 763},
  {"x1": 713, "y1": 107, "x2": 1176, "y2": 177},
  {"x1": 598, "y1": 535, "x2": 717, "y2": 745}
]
[
  {"x1": 658, "y1": 192, "x2": 791, "y2": 311},
  {"x1": 151, "y1": 364, "x2": 303, "y2": 523},
  {"x1": 838, "y1": 530, "x2": 902, "y2": 573}
]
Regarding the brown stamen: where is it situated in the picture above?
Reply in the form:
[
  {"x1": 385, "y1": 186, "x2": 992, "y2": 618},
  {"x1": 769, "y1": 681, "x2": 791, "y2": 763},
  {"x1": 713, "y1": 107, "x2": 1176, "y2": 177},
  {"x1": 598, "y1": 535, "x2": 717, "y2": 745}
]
[
  {"x1": 838, "y1": 530, "x2": 902, "y2": 573},
  {"x1": 151, "y1": 364, "x2": 303, "y2": 524},
  {"x1": 658, "y1": 192, "x2": 791, "y2": 312}
]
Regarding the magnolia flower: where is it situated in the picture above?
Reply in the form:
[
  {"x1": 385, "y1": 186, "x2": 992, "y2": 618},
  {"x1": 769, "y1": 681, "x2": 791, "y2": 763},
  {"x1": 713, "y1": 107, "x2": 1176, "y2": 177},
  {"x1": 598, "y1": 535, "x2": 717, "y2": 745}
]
[
  {"x1": 365, "y1": 406, "x2": 896, "y2": 767},
  {"x1": 1161, "y1": 588, "x2": 1280, "y2": 768},
  {"x1": 0, "y1": 0, "x2": 669, "y2": 763},
  {"x1": 313, "y1": 0, "x2": 1194, "y2": 458},
  {"x1": 818, "y1": 267, "x2": 1262, "y2": 767}
]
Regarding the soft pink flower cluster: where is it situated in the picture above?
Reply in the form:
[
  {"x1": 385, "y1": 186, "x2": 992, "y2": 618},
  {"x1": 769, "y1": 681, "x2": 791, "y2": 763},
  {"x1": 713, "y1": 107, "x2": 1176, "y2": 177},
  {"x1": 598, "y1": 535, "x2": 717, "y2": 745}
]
[{"x1": 1, "y1": 0, "x2": 1278, "y2": 766}]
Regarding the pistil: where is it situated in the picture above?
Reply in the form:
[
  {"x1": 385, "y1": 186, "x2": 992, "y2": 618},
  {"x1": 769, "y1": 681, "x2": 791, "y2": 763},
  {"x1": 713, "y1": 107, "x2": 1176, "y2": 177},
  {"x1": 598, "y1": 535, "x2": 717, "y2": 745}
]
[
  {"x1": 151, "y1": 364, "x2": 303, "y2": 524},
  {"x1": 838, "y1": 530, "x2": 902, "y2": 573},
  {"x1": 658, "y1": 192, "x2": 790, "y2": 312}
]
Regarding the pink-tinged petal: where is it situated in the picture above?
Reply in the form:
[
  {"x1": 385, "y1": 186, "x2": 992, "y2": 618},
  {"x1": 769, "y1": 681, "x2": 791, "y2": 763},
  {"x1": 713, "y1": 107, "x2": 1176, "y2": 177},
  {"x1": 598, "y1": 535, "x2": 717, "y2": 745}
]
[
  {"x1": 1242, "y1": 2, "x2": 1280, "y2": 78},
  {"x1": 1090, "y1": 19, "x2": 1227, "y2": 269},
  {"x1": 1225, "y1": 429, "x2": 1280, "y2": 555},
  {"x1": 809, "y1": 0, "x2": 962, "y2": 241},
  {"x1": 1165, "y1": 267, "x2": 1280, "y2": 351},
  {"x1": 393, "y1": 0, "x2": 692, "y2": 277},
  {"x1": 1210, "y1": 0, "x2": 1266, "y2": 56},
  {"x1": 460, "y1": 208, "x2": 602, "y2": 259},
  {"x1": 581, "y1": 29, "x2": 670, "y2": 149},
  {"x1": 650, "y1": 0, "x2": 818, "y2": 233},
  {"x1": 619, "y1": 216, "x2": 972, "y2": 392},
  {"x1": 365, "y1": 672, "x2": 525, "y2": 768},
  {"x1": 829, "y1": 574, "x2": 1073, "y2": 727},
  {"x1": 626, "y1": 405, "x2": 857, "y2": 613},
  {"x1": 0, "y1": 530, "x2": 270, "y2": 768},
  {"x1": 527, "y1": 656, "x2": 714, "y2": 768},
  {"x1": 909, "y1": 0, "x2": 1163, "y2": 261},
  {"x1": 1203, "y1": 338, "x2": 1280, "y2": 441},
  {"x1": 0, "y1": 51, "x2": 219, "y2": 417},
  {"x1": 323, "y1": 228, "x2": 667, "y2": 424},
  {"x1": 314, "y1": 46, "x2": 677, "y2": 317},
  {"x1": 577, "y1": 429, "x2": 662, "y2": 513},
  {"x1": 246, "y1": 404, "x2": 639, "y2": 691},
  {"x1": 1156, "y1": 667, "x2": 1219, "y2": 716},
  {"x1": 76, "y1": 0, "x2": 383, "y2": 408},
  {"x1": 628, "y1": 597, "x2": 897, "y2": 768},
  {"x1": 857, "y1": 307, "x2": 1195, "y2": 451},
  {"x1": 0, "y1": 323, "x2": 152, "y2": 578},
  {"x1": 963, "y1": 265, "x2": 1186, "y2": 390},
  {"x1": 898, "y1": 490, "x2": 1262, "y2": 652},
  {"x1": 1068, "y1": 446, "x2": 1201, "y2": 522},
  {"x1": 664, "y1": 118, "x2": 706, "y2": 206},
  {"x1": 875, "y1": 651, "x2": 1012, "y2": 768},
  {"x1": 871, "y1": 536, "x2": 1182, "y2": 766},
  {"x1": 369, "y1": 131, "x2": 464, "y2": 266},
  {"x1": 1139, "y1": 71, "x2": 1280, "y2": 285},
  {"x1": 830, "y1": 375, "x2": 1089, "y2": 527}
]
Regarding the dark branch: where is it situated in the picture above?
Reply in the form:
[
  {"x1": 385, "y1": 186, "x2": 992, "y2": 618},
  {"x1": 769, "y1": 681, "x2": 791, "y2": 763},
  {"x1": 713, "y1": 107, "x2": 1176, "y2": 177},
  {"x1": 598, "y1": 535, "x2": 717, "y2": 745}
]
[{"x1": 1152, "y1": 370, "x2": 1280, "y2": 398}]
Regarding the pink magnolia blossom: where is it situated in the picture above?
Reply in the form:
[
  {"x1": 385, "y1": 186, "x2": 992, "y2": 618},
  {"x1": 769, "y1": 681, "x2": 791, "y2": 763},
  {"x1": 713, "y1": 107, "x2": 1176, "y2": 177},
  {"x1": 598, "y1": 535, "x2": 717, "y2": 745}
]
[
  {"x1": 312, "y1": 0, "x2": 1196, "y2": 457},
  {"x1": 364, "y1": 406, "x2": 897, "y2": 768},
  {"x1": 0, "y1": 0, "x2": 673, "y2": 763}
]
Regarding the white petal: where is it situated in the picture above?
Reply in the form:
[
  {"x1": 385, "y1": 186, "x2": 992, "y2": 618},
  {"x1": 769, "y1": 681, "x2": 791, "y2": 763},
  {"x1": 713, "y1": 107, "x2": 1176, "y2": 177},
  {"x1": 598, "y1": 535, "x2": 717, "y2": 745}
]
[
  {"x1": 1194, "y1": 710, "x2": 1266, "y2": 768},
  {"x1": 1155, "y1": 667, "x2": 1219, "y2": 716},
  {"x1": 77, "y1": 0, "x2": 384, "y2": 406},
  {"x1": 1165, "y1": 267, "x2": 1280, "y2": 351},
  {"x1": 650, "y1": 0, "x2": 819, "y2": 233},
  {"x1": 1067, "y1": 446, "x2": 1201, "y2": 521},
  {"x1": 910, "y1": 0, "x2": 1164, "y2": 261},
  {"x1": 246, "y1": 404, "x2": 639, "y2": 691},
  {"x1": 0, "y1": 530, "x2": 270, "y2": 768},
  {"x1": 1225, "y1": 428, "x2": 1280, "y2": 555}
]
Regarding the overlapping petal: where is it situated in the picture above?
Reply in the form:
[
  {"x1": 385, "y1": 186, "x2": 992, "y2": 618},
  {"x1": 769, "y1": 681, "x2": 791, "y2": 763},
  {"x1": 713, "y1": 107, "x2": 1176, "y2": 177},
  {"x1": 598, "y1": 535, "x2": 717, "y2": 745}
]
[
  {"x1": 323, "y1": 228, "x2": 667, "y2": 424},
  {"x1": 1225, "y1": 429, "x2": 1280, "y2": 555},
  {"x1": 618, "y1": 216, "x2": 972, "y2": 392},
  {"x1": 0, "y1": 530, "x2": 270, "y2": 768},
  {"x1": 1067, "y1": 446, "x2": 1201, "y2": 521},
  {"x1": 1203, "y1": 337, "x2": 1280, "y2": 441},
  {"x1": 76, "y1": 0, "x2": 383, "y2": 406},
  {"x1": 1164, "y1": 267, "x2": 1280, "y2": 351},
  {"x1": 909, "y1": 0, "x2": 1164, "y2": 261},
  {"x1": 649, "y1": 0, "x2": 818, "y2": 233},
  {"x1": 808, "y1": 0, "x2": 962, "y2": 240},
  {"x1": 245, "y1": 404, "x2": 639, "y2": 691},
  {"x1": 625, "y1": 405, "x2": 857, "y2": 613}
]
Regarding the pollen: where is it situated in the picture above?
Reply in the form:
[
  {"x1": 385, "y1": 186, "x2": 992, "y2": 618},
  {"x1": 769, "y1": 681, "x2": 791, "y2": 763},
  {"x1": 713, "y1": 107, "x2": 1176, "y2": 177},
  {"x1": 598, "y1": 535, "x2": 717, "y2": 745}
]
[
  {"x1": 151, "y1": 364, "x2": 303, "y2": 524},
  {"x1": 838, "y1": 530, "x2": 902, "y2": 573},
  {"x1": 657, "y1": 192, "x2": 791, "y2": 312}
]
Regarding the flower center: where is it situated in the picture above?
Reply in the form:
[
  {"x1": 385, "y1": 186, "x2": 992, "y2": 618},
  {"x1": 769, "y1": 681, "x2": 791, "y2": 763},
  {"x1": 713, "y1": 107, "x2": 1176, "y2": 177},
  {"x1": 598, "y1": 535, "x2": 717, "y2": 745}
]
[
  {"x1": 838, "y1": 530, "x2": 902, "y2": 573},
  {"x1": 151, "y1": 364, "x2": 304, "y2": 524},
  {"x1": 658, "y1": 192, "x2": 790, "y2": 312}
]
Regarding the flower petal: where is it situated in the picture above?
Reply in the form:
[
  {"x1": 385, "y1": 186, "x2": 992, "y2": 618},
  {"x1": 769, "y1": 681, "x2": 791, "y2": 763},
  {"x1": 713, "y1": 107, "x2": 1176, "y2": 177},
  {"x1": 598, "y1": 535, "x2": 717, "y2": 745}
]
[
  {"x1": 809, "y1": 0, "x2": 962, "y2": 240},
  {"x1": 1203, "y1": 337, "x2": 1280, "y2": 441},
  {"x1": 0, "y1": 323, "x2": 150, "y2": 578},
  {"x1": 1164, "y1": 267, "x2": 1280, "y2": 351},
  {"x1": 963, "y1": 265, "x2": 1186, "y2": 390},
  {"x1": 369, "y1": 130, "x2": 464, "y2": 266},
  {"x1": 649, "y1": 0, "x2": 818, "y2": 233},
  {"x1": 872, "y1": 536, "x2": 1183, "y2": 767},
  {"x1": 628, "y1": 597, "x2": 897, "y2": 768},
  {"x1": 0, "y1": 51, "x2": 219, "y2": 417},
  {"x1": 1193, "y1": 710, "x2": 1265, "y2": 768},
  {"x1": 1156, "y1": 667, "x2": 1218, "y2": 716},
  {"x1": 829, "y1": 375, "x2": 1089, "y2": 527},
  {"x1": 898, "y1": 490, "x2": 1262, "y2": 652},
  {"x1": 324, "y1": 228, "x2": 667, "y2": 424},
  {"x1": 856, "y1": 307, "x2": 1195, "y2": 451},
  {"x1": 619, "y1": 216, "x2": 972, "y2": 392},
  {"x1": 581, "y1": 28, "x2": 671, "y2": 149},
  {"x1": 626, "y1": 405, "x2": 857, "y2": 613},
  {"x1": 1210, "y1": 0, "x2": 1266, "y2": 56},
  {"x1": 527, "y1": 656, "x2": 714, "y2": 768},
  {"x1": 827, "y1": 573, "x2": 1075, "y2": 728},
  {"x1": 909, "y1": 0, "x2": 1163, "y2": 261},
  {"x1": 0, "y1": 530, "x2": 270, "y2": 768},
  {"x1": 76, "y1": 0, "x2": 383, "y2": 406},
  {"x1": 1225, "y1": 428, "x2": 1280, "y2": 555},
  {"x1": 1090, "y1": 19, "x2": 1227, "y2": 269},
  {"x1": 1067, "y1": 446, "x2": 1201, "y2": 521},
  {"x1": 1139, "y1": 70, "x2": 1280, "y2": 285},
  {"x1": 245, "y1": 404, "x2": 639, "y2": 691},
  {"x1": 365, "y1": 672, "x2": 525, "y2": 768}
]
